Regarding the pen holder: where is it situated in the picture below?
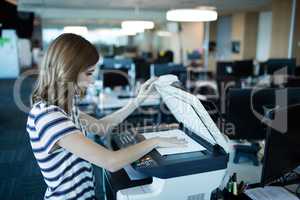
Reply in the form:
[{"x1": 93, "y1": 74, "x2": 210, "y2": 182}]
[{"x1": 222, "y1": 189, "x2": 243, "y2": 200}]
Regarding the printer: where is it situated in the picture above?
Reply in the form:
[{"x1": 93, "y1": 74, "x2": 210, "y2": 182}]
[{"x1": 105, "y1": 75, "x2": 229, "y2": 200}]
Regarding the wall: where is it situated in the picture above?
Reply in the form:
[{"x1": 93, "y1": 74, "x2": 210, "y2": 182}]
[
  {"x1": 158, "y1": 32, "x2": 181, "y2": 63},
  {"x1": 209, "y1": 20, "x2": 217, "y2": 42},
  {"x1": 292, "y1": 0, "x2": 300, "y2": 65},
  {"x1": 270, "y1": 0, "x2": 293, "y2": 58},
  {"x1": 180, "y1": 22, "x2": 204, "y2": 64},
  {"x1": 256, "y1": 11, "x2": 272, "y2": 61},
  {"x1": 216, "y1": 15, "x2": 232, "y2": 61},
  {"x1": 159, "y1": 22, "x2": 204, "y2": 64},
  {"x1": 133, "y1": 31, "x2": 154, "y2": 53},
  {"x1": 243, "y1": 12, "x2": 259, "y2": 59},
  {"x1": 231, "y1": 12, "x2": 259, "y2": 60},
  {"x1": 231, "y1": 13, "x2": 246, "y2": 60}
]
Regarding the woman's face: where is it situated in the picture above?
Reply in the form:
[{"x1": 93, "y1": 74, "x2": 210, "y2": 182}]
[{"x1": 77, "y1": 65, "x2": 96, "y2": 90}]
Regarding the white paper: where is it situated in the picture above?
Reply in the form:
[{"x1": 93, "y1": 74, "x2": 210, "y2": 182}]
[
  {"x1": 155, "y1": 84, "x2": 216, "y2": 143},
  {"x1": 153, "y1": 75, "x2": 229, "y2": 153},
  {"x1": 142, "y1": 129, "x2": 206, "y2": 156},
  {"x1": 245, "y1": 186, "x2": 298, "y2": 200}
]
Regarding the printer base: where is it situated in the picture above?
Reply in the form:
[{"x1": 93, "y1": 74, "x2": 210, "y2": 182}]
[{"x1": 105, "y1": 169, "x2": 227, "y2": 200}]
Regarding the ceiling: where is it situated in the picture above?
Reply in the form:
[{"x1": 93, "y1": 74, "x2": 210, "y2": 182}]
[
  {"x1": 18, "y1": 0, "x2": 272, "y2": 27},
  {"x1": 19, "y1": 0, "x2": 271, "y2": 11}
]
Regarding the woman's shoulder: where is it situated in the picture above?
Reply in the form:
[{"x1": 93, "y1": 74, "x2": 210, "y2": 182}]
[{"x1": 29, "y1": 101, "x2": 67, "y2": 119}]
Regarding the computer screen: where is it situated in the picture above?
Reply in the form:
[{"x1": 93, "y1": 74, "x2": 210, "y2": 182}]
[
  {"x1": 153, "y1": 63, "x2": 187, "y2": 84},
  {"x1": 99, "y1": 58, "x2": 134, "y2": 89},
  {"x1": 226, "y1": 88, "x2": 276, "y2": 140},
  {"x1": 226, "y1": 88, "x2": 300, "y2": 140},
  {"x1": 101, "y1": 58, "x2": 133, "y2": 70},
  {"x1": 102, "y1": 68, "x2": 130, "y2": 89},
  {"x1": 133, "y1": 58, "x2": 151, "y2": 81},
  {"x1": 266, "y1": 58, "x2": 296, "y2": 75},
  {"x1": 216, "y1": 60, "x2": 254, "y2": 79},
  {"x1": 233, "y1": 60, "x2": 254, "y2": 78},
  {"x1": 216, "y1": 62, "x2": 234, "y2": 79},
  {"x1": 261, "y1": 104, "x2": 300, "y2": 185}
]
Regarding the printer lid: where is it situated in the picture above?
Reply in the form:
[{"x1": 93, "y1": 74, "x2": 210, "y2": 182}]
[{"x1": 154, "y1": 75, "x2": 229, "y2": 153}]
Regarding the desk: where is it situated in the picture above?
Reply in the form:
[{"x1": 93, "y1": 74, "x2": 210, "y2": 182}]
[
  {"x1": 227, "y1": 140, "x2": 262, "y2": 184},
  {"x1": 97, "y1": 92, "x2": 161, "y2": 110}
]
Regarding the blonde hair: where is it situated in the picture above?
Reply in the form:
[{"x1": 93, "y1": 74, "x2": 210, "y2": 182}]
[{"x1": 31, "y1": 33, "x2": 99, "y2": 113}]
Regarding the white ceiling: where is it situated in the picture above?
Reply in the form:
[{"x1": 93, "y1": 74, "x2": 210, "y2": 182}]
[
  {"x1": 19, "y1": 0, "x2": 271, "y2": 11},
  {"x1": 18, "y1": 0, "x2": 272, "y2": 27}
]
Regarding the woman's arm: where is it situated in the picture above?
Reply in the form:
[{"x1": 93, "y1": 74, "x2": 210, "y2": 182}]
[
  {"x1": 57, "y1": 131, "x2": 186, "y2": 172},
  {"x1": 79, "y1": 77, "x2": 158, "y2": 136},
  {"x1": 79, "y1": 98, "x2": 138, "y2": 136}
]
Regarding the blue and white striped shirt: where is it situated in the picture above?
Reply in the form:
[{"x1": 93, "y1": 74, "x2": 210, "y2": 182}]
[{"x1": 26, "y1": 101, "x2": 96, "y2": 200}]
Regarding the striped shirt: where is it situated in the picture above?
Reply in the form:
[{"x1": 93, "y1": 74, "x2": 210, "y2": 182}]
[{"x1": 26, "y1": 101, "x2": 96, "y2": 200}]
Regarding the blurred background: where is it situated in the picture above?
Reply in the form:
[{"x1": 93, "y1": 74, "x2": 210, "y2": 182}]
[{"x1": 0, "y1": 0, "x2": 300, "y2": 199}]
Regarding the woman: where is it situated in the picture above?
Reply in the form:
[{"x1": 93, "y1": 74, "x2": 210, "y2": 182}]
[{"x1": 26, "y1": 33, "x2": 186, "y2": 200}]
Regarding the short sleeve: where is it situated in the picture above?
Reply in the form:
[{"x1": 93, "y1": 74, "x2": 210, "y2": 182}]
[{"x1": 33, "y1": 106, "x2": 80, "y2": 154}]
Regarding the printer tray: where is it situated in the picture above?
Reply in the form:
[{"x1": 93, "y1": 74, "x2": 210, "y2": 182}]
[{"x1": 104, "y1": 169, "x2": 152, "y2": 200}]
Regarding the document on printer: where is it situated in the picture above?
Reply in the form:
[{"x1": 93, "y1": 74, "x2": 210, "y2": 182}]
[
  {"x1": 165, "y1": 95, "x2": 216, "y2": 143},
  {"x1": 153, "y1": 75, "x2": 229, "y2": 153},
  {"x1": 142, "y1": 129, "x2": 206, "y2": 156},
  {"x1": 244, "y1": 186, "x2": 299, "y2": 200}
]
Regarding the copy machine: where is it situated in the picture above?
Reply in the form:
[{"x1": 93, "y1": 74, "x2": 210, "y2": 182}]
[{"x1": 105, "y1": 75, "x2": 230, "y2": 200}]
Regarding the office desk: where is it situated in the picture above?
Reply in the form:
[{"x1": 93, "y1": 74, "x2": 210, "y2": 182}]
[
  {"x1": 97, "y1": 92, "x2": 161, "y2": 110},
  {"x1": 227, "y1": 140, "x2": 262, "y2": 184}
]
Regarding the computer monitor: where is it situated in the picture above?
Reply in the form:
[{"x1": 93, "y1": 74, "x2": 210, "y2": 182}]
[
  {"x1": 133, "y1": 57, "x2": 151, "y2": 81},
  {"x1": 226, "y1": 88, "x2": 300, "y2": 140},
  {"x1": 266, "y1": 58, "x2": 296, "y2": 75},
  {"x1": 100, "y1": 58, "x2": 135, "y2": 89},
  {"x1": 101, "y1": 58, "x2": 133, "y2": 70},
  {"x1": 257, "y1": 61, "x2": 267, "y2": 76},
  {"x1": 226, "y1": 88, "x2": 275, "y2": 140},
  {"x1": 233, "y1": 60, "x2": 254, "y2": 78},
  {"x1": 152, "y1": 63, "x2": 187, "y2": 84},
  {"x1": 216, "y1": 60, "x2": 254, "y2": 79},
  {"x1": 261, "y1": 104, "x2": 300, "y2": 185},
  {"x1": 295, "y1": 66, "x2": 300, "y2": 77},
  {"x1": 102, "y1": 68, "x2": 130, "y2": 89},
  {"x1": 216, "y1": 62, "x2": 234, "y2": 79}
]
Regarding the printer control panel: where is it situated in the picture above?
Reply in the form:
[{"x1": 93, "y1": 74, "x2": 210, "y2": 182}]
[
  {"x1": 133, "y1": 155, "x2": 158, "y2": 169},
  {"x1": 112, "y1": 131, "x2": 137, "y2": 148},
  {"x1": 111, "y1": 132, "x2": 158, "y2": 169},
  {"x1": 110, "y1": 126, "x2": 228, "y2": 179}
]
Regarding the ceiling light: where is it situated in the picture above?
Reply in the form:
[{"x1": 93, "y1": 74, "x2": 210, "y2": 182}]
[
  {"x1": 63, "y1": 26, "x2": 88, "y2": 35},
  {"x1": 121, "y1": 20, "x2": 155, "y2": 30},
  {"x1": 121, "y1": 26, "x2": 144, "y2": 34},
  {"x1": 119, "y1": 29, "x2": 137, "y2": 36},
  {"x1": 89, "y1": 28, "x2": 137, "y2": 37},
  {"x1": 156, "y1": 31, "x2": 172, "y2": 37},
  {"x1": 166, "y1": 8, "x2": 218, "y2": 22}
]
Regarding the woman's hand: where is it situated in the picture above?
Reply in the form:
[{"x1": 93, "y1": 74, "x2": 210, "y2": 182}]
[
  {"x1": 152, "y1": 137, "x2": 188, "y2": 148},
  {"x1": 135, "y1": 77, "x2": 158, "y2": 106}
]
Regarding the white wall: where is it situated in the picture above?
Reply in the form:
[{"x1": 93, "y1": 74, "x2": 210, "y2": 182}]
[
  {"x1": 157, "y1": 22, "x2": 204, "y2": 64},
  {"x1": 134, "y1": 31, "x2": 154, "y2": 53},
  {"x1": 180, "y1": 22, "x2": 204, "y2": 64},
  {"x1": 256, "y1": 11, "x2": 272, "y2": 61},
  {"x1": 216, "y1": 16, "x2": 232, "y2": 61}
]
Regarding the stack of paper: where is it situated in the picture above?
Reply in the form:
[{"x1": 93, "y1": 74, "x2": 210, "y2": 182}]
[
  {"x1": 245, "y1": 186, "x2": 299, "y2": 200},
  {"x1": 142, "y1": 129, "x2": 206, "y2": 156}
]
